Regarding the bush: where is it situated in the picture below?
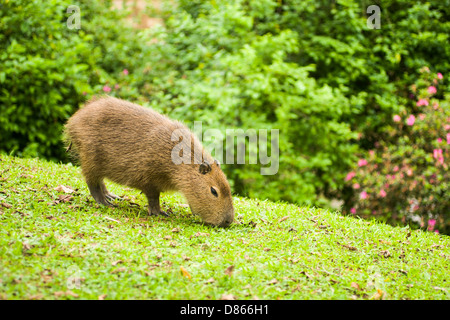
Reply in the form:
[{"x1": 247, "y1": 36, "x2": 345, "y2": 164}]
[
  {"x1": 0, "y1": 0, "x2": 148, "y2": 161},
  {"x1": 343, "y1": 68, "x2": 449, "y2": 234},
  {"x1": 130, "y1": 0, "x2": 449, "y2": 206}
]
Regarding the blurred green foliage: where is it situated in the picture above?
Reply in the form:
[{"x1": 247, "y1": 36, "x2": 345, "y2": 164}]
[
  {"x1": 0, "y1": 0, "x2": 147, "y2": 161},
  {"x1": 0, "y1": 0, "x2": 449, "y2": 211}
]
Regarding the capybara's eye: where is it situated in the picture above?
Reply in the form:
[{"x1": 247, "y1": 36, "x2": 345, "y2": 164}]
[{"x1": 211, "y1": 187, "x2": 218, "y2": 197}]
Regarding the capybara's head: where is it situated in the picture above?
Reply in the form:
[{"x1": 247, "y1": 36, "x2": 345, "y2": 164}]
[{"x1": 185, "y1": 160, "x2": 234, "y2": 227}]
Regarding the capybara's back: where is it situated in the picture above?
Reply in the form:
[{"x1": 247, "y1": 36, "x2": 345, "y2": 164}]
[
  {"x1": 64, "y1": 97, "x2": 234, "y2": 227},
  {"x1": 65, "y1": 97, "x2": 184, "y2": 192}
]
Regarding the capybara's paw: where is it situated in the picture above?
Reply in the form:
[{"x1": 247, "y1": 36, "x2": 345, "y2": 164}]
[
  {"x1": 105, "y1": 193, "x2": 121, "y2": 201},
  {"x1": 148, "y1": 207, "x2": 168, "y2": 217},
  {"x1": 159, "y1": 210, "x2": 169, "y2": 217}
]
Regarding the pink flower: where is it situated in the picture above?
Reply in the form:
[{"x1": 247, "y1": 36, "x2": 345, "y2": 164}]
[
  {"x1": 433, "y1": 148, "x2": 444, "y2": 165},
  {"x1": 428, "y1": 219, "x2": 436, "y2": 228},
  {"x1": 433, "y1": 148, "x2": 443, "y2": 159},
  {"x1": 437, "y1": 72, "x2": 443, "y2": 80},
  {"x1": 433, "y1": 102, "x2": 439, "y2": 110},
  {"x1": 350, "y1": 208, "x2": 356, "y2": 214},
  {"x1": 427, "y1": 86, "x2": 437, "y2": 95},
  {"x1": 352, "y1": 183, "x2": 360, "y2": 189},
  {"x1": 435, "y1": 230, "x2": 440, "y2": 234},
  {"x1": 445, "y1": 125, "x2": 450, "y2": 131},
  {"x1": 393, "y1": 166, "x2": 399, "y2": 172},
  {"x1": 114, "y1": 84, "x2": 120, "y2": 90},
  {"x1": 416, "y1": 99, "x2": 429, "y2": 107},
  {"x1": 428, "y1": 219, "x2": 436, "y2": 231},
  {"x1": 123, "y1": 69, "x2": 129, "y2": 76},
  {"x1": 379, "y1": 189, "x2": 387, "y2": 198},
  {"x1": 447, "y1": 133, "x2": 450, "y2": 144},
  {"x1": 102, "y1": 85, "x2": 111, "y2": 93},
  {"x1": 345, "y1": 171, "x2": 356, "y2": 181},
  {"x1": 419, "y1": 114, "x2": 426, "y2": 121},
  {"x1": 437, "y1": 138, "x2": 442, "y2": 143},
  {"x1": 358, "y1": 159, "x2": 368, "y2": 167},
  {"x1": 406, "y1": 115, "x2": 415, "y2": 126},
  {"x1": 406, "y1": 169, "x2": 413, "y2": 176},
  {"x1": 360, "y1": 191, "x2": 368, "y2": 200},
  {"x1": 393, "y1": 115, "x2": 401, "y2": 122}
]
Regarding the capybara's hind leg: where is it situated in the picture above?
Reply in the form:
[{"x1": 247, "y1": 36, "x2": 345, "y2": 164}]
[
  {"x1": 87, "y1": 180, "x2": 115, "y2": 207},
  {"x1": 99, "y1": 181, "x2": 121, "y2": 201}
]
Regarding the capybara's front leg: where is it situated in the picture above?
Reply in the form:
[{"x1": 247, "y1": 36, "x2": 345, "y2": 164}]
[{"x1": 144, "y1": 188, "x2": 168, "y2": 216}]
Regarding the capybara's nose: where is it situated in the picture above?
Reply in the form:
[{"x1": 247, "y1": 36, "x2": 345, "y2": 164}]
[
  {"x1": 219, "y1": 220, "x2": 232, "y2": 228},
  {"x1": 219, "y1": 213, "x2": 234, "y2": 228}
]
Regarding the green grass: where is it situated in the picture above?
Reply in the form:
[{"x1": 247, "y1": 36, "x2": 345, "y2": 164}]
[{"x1": 0, "y1": 154, "x2": 449, "y2": 300}]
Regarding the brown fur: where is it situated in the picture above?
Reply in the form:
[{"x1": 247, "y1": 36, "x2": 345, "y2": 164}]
[{"x1": 64, "y1": 97, "x2": 234, "y2": 227}]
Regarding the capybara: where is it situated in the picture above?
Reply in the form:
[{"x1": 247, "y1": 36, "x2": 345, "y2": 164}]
[{"x1": 64, "y1": 97, "x2": 234, "y2": 227}]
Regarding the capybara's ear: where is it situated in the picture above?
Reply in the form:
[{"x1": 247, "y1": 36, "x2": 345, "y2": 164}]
[
  {"x1": 199, "y1": 161, "x2": 211, "y2": 174},
  {"x1": 214, "y1": 159, "x2": 220, "y2": 168}
]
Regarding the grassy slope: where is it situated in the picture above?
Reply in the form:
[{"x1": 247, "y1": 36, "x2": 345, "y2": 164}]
[{"x1": 0, "y1": 154, "x2": 449, "y2": 300}]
